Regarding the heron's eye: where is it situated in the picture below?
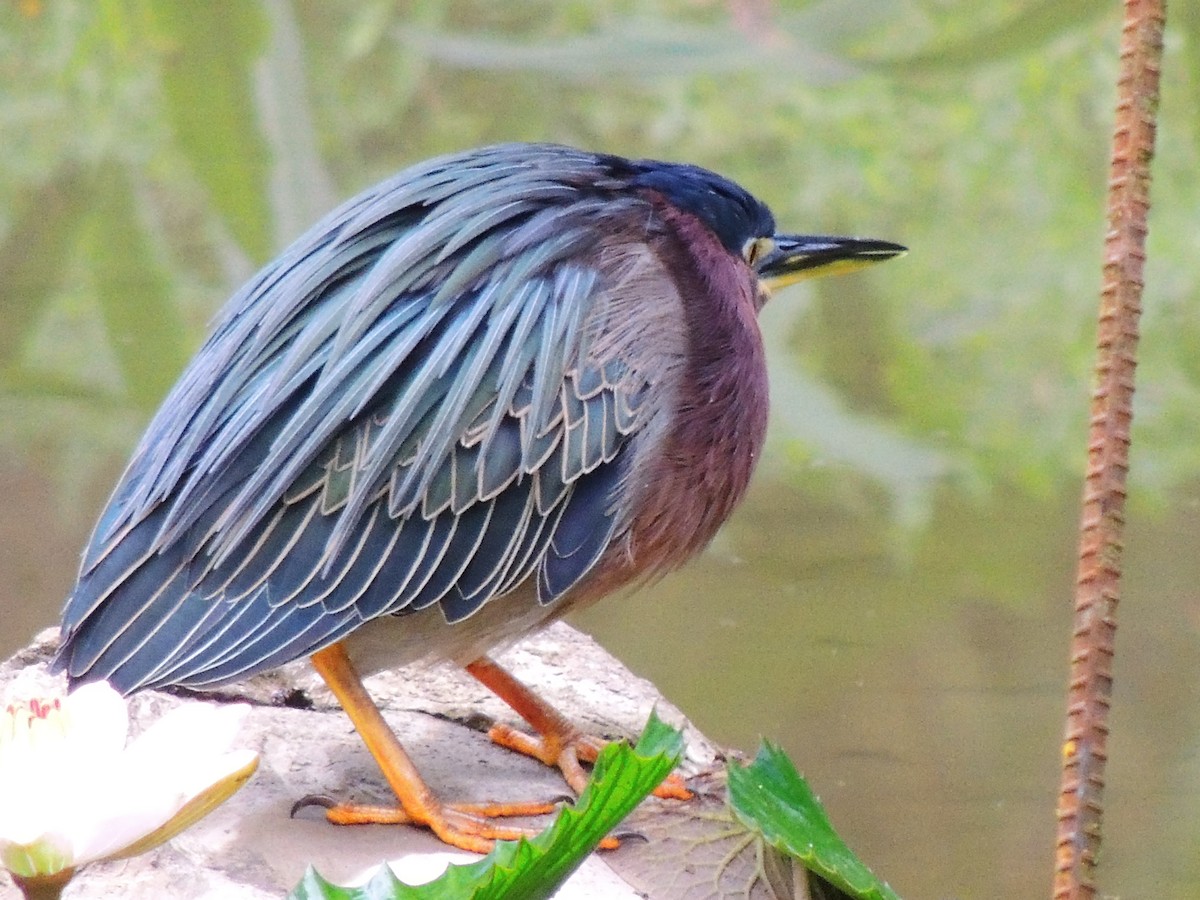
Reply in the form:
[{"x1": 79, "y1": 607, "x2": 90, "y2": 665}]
[{"x1": 743, "y1": 237, "x2": 774, "y2": 268}]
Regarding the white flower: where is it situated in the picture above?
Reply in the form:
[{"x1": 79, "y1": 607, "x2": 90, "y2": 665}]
[{"x1": 0, "y1": 681, "x2": 258, "y2": 879}]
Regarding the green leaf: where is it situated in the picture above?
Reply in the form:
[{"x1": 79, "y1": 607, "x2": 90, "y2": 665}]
[
  {"x1": 290, "y1": 713, "x2": 684, "y2": 900},
  {"x1": 727, "y1": 742, "x2": 901, "y2": 900},
  {"x1": 291, "y1": 866, "x2": 418, "y2": 900}
]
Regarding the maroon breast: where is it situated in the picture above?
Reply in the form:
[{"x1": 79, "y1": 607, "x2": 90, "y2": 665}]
[{"x1": 584, "y1": 197, "x2": 770, "y2": 598}]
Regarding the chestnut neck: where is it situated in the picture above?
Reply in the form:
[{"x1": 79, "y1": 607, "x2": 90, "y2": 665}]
[{"x1": 623, "y1": 198, "x2": 770, "y2": 577}]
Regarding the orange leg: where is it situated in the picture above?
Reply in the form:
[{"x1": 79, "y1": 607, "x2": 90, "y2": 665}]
[
  {"x1": 309, "y1": 642, "x2": 557, "y2": 853},
  {"x1": 465, "y1": 656, "x2": 692, "y2": 801}
]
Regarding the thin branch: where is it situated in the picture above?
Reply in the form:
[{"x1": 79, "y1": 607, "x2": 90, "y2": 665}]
[{"x1": 1053, "y1": 2, "x2": 1165, "y2": 898}]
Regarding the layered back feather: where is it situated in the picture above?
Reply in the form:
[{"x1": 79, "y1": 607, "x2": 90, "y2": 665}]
[{"x1": 57, "y1": 144, "x2": 694, "y2": 693}]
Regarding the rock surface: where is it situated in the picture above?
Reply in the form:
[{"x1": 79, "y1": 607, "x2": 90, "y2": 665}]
[{"x1": 0, "y1": 623, "x2": 804, "y2": 899}]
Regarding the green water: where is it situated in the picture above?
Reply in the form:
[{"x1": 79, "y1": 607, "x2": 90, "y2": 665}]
[{"x1": 3, "y1": 2, "x2": 1200, "y2": 896}]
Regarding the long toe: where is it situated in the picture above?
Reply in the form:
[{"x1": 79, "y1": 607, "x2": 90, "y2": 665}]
[
  {"x1": 315, "y1": 798, "x2": 559, "y2": 854},
  {"x1": 486, "y1": 722, "x2": 693, "y2": 800}
]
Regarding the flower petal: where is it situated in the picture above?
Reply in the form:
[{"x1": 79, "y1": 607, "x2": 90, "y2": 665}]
[
  {"x1": 107, "y1": 750, "x2": 259, "y2": 861},
  {"x1": 0, "y1": 688, "x2": 258, "y2": 876},
  {"x1": 70, "y1": 702, "x2": 258, "y2": 865},
  {"x1": 0, "y1": 682, "x2": 130, "y2": 856},
  {"x1": 61, "y1": 682, "x2": 129, "y2": 762},
  {"x1": 123, "y1": 702, "x2": 250, "y2": 774}
]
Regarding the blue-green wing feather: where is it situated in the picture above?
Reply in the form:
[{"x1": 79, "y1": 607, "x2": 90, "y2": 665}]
[{"x1": 56, "y1": 145, "x2": 655, "y2": 693}]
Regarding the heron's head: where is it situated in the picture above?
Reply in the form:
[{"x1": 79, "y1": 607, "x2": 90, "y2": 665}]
[{"x1": 619, "y1": 156, "x2": 906, "y2": 300}]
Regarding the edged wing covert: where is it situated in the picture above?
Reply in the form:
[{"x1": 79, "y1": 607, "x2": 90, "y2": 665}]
[{"x1": 56, "y1": 145, "x2": 670, "y2": 693}]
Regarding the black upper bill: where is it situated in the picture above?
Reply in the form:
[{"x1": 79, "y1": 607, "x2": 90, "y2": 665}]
[{"x1": 756, "y1": 235, "x2": 907, "y2": 290}]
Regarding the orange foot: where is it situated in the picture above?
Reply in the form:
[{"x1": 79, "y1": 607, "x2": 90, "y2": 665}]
[
  {"x1": 465, "y1": 656, "x2": 693, "y2": 801},
  {"x1": 292, "y1": 793, "x2": 560, "y2": 850},
  {"x1": 310, "y1": 643, "x2": 568, "y2": 854},
  {"x1": 294, "y1": 793, "x2": 620, "y2": 850}
]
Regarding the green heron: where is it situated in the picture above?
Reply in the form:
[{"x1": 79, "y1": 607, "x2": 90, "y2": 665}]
[{"x1": 55, "y1": 143, "x2": 903, "y2": 852}]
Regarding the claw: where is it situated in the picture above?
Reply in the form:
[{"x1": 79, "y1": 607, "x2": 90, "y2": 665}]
[
  {"x1": 290, "y1": 794, "x2": 337, "y2": 818},
  {"x1": 611, "y1": 827, "x2": 650, "y2": 844}
]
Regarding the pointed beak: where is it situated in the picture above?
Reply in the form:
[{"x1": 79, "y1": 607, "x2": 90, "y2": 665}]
[{"x1": 755, "y1": 235, "x2": 907, "y2": 292}]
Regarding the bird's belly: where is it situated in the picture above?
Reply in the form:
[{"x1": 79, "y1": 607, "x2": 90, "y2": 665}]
[{"x1": 342, "y1": 580, "x2": 558, "y2": 676}]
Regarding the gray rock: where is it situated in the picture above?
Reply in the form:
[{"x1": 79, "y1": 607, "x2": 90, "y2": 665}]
[{"x1": 1, "y1": 623, "x2": 774, "y2": 900}]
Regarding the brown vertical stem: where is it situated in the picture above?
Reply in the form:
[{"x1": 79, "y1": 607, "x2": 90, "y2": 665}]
[{"x1": 1053, "y1": 2, "x2": 1165, "y2": 898}]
